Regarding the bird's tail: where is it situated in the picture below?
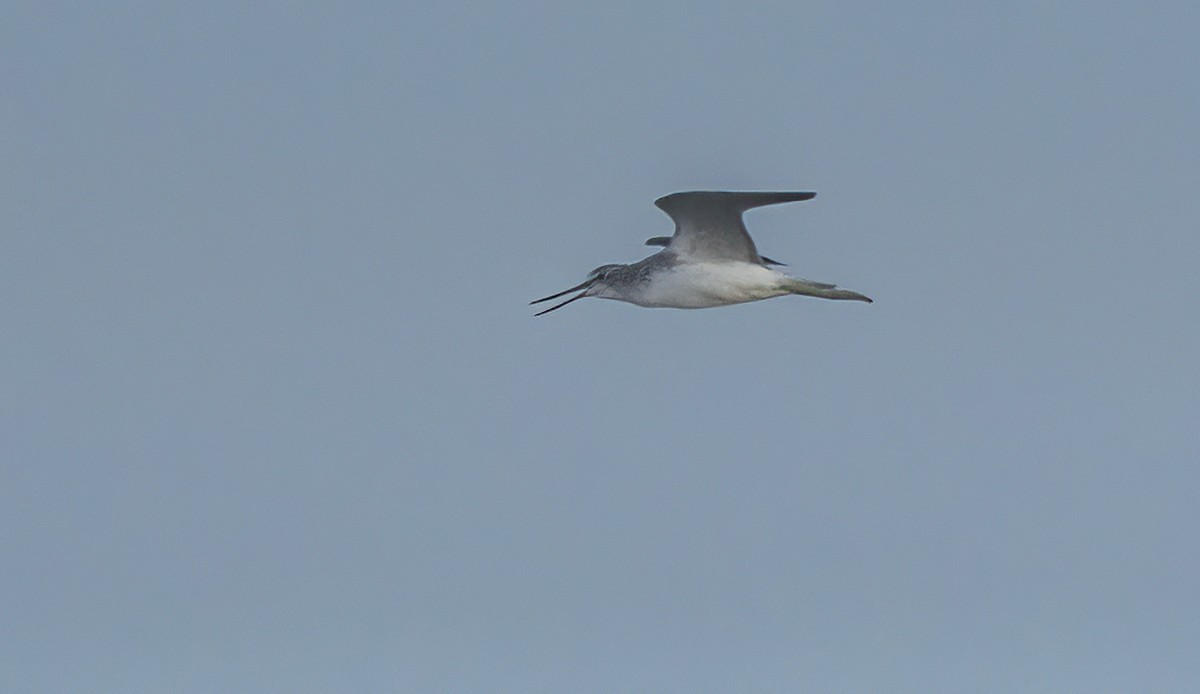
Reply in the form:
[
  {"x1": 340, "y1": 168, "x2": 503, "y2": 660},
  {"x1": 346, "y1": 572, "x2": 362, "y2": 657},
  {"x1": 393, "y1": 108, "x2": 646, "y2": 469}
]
[{"x1": 785, "y1": 278, "x2": 872, "y2": 303}]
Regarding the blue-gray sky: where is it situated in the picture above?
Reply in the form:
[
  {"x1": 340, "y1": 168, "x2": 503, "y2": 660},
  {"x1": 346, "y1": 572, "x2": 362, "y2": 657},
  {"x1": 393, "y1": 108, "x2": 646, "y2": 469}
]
[{"x1": 4, "y1": 2, "x2": 1198, "y2": 691}]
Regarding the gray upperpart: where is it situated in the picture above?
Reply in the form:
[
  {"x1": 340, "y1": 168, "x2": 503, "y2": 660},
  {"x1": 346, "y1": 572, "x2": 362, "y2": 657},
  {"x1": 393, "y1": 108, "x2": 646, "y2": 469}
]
[
  {"x1": 652, "y1": 191, "x2": 816, "y2": 263},
  {"x1": 644, "y1": 236, "x2": 785, "y2": 265}
]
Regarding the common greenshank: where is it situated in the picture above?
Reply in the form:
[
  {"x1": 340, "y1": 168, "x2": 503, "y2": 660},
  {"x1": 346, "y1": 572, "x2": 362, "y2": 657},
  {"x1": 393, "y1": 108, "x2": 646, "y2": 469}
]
[{"x1": 531, "y1": 191, "x2": 871, "y2": 315}]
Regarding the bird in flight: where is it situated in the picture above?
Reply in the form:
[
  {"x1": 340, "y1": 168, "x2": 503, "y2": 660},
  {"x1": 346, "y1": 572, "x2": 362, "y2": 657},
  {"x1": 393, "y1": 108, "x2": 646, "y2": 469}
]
[{"x1": 531, "y1": 191, "x2": 871, "y2": 315}]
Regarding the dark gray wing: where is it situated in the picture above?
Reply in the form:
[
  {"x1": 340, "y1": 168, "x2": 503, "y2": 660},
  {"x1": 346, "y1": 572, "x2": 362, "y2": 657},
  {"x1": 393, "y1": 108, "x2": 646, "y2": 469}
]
[{"x1": 653, "y1": 191, "x2": 815, "y2": 263}]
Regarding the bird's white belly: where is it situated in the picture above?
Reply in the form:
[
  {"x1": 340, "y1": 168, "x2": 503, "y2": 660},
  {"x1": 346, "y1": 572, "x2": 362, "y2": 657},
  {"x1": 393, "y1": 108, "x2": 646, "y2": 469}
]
[{"x1": 631, "y1": 262, "x2": 789, "y2": 308}]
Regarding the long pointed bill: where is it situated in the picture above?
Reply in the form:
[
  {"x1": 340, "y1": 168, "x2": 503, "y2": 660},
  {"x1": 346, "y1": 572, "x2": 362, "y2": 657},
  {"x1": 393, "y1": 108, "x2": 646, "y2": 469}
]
[
  {"x1": 530, "y1": 278, "x2": 595, "y2": 306},
  {"x1": 533, "y1": 290, "x2": 589, "y2": 316}
]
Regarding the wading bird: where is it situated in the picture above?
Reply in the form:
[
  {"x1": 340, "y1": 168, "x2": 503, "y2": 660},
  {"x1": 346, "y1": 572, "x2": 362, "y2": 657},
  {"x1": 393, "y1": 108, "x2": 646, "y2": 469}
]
[{"x1": 531, "y1": 191, "x2": 871, "y2": 315}]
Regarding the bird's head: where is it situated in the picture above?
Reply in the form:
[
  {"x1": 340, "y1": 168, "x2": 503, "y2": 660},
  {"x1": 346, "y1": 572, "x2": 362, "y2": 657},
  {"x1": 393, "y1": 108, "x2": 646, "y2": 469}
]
[{"x1": 530, "y1": 264, "x2": 625, "y2": 315}]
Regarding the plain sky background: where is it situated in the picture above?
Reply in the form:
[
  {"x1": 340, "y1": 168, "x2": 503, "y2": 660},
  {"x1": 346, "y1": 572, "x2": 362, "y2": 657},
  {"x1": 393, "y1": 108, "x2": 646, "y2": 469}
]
[{"x1": 3, "y1": 2, "x2": 1198, "y2": 692}]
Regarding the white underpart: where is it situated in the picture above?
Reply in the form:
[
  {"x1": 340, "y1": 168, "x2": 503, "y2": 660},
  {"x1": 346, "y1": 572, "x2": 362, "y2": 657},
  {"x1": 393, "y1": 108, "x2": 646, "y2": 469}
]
[{"x1": 616, "y1": 261, "x2": 791, "y2": 308}]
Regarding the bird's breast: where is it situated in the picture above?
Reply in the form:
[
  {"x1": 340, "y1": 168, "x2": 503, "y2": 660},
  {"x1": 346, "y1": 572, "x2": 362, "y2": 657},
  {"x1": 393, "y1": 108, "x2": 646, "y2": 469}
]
[{"x1": 624, "y1": 262, "x2": 790, "y2": 308}]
